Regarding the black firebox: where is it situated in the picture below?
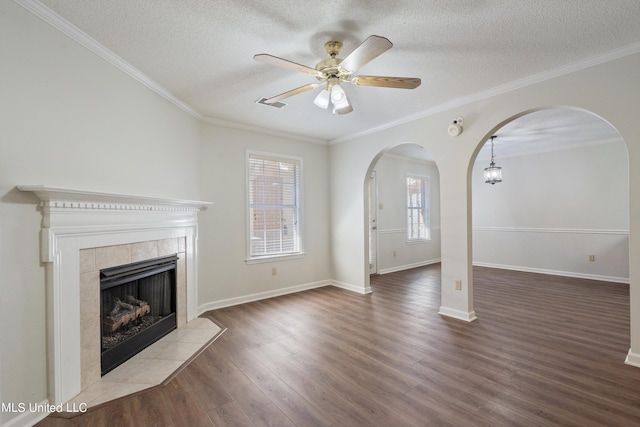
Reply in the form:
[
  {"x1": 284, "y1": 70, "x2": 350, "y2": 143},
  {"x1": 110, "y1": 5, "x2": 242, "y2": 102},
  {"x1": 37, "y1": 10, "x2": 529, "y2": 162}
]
[{"x1": 100, "y1": 254, "x2": 178, "y2": 375}]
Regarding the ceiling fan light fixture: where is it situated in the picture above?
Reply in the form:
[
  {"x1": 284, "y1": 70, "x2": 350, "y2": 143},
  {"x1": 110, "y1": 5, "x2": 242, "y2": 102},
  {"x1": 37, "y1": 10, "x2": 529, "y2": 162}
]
[
  {"x1": 313, "y1": 88, "x2": 330, "y2": 109},
  {"x1": 331, "y1": 83, "x2": 352, "y2": 114},
  {"x1": 330, "y1": 84, "x2": 349, "y2": 108},
  {"x1": 332, "y1": 104, "x2": 353, "y2": 115}
]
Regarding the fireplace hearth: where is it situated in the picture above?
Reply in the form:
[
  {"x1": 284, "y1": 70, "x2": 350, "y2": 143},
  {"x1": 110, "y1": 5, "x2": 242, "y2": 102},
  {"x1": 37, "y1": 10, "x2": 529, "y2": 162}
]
[{"x1": 100, "y1": 255, "x2": 178, "y2": 375}]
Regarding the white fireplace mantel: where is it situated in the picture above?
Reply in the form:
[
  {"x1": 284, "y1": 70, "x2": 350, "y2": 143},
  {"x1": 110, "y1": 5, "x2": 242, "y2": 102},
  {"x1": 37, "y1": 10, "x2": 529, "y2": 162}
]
[
  {"x1": 17, "y1": 185, "x2": 211, "y2": 207},
  {"x1": 17, "y1": 185, "x2": 212, "y2": 405}
]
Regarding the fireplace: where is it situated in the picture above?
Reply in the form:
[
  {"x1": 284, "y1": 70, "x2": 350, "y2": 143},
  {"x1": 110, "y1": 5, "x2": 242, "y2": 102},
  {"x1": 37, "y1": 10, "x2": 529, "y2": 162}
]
[
  {"x1": 100, "y1": 255, "x2": 178, "y2": 375},
  {"x1": 16, "y1": 185, "x2": 211, "y2": 406}
]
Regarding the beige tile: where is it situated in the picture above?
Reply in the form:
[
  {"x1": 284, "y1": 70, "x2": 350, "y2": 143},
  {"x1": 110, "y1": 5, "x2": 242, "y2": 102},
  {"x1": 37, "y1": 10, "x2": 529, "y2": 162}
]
[
  {"x1": 70, "y1": 315, "x2": 223, "y2": 410},
  {"x1": 80, "y1": 269, "x2": 100, "y2": 390},
  {"x1": 134, "y1": 340, "x2": 205, "y2": 361},
  {"x1": 73, "y1": 238, "x2": 207, "y2": 410},
  {"x1": 159, "y1": 327, "x2": 218, "y2": 345},
  {"x1": 80, "y1": 318, "x2": 101, "y2": 390},
  {"x1": 158, "y1": 238, "x2": 179, "y2": 256},
  {"x1": 89, "y1": 382, "x2": 151, "y2": 406},
  {"x1": 70, "y1": 381, "x2": 151, "y2": 407},
  {"x1": 103, "y1": 358, "x2": 184, "y2": 385},
  {"x1": 183, "y1": 317, "x2": 221, "y2": 331},
  {"x1": 80, "y1": 271, "x2": 100, "y2": 323},
  {"x1": 95, "y1": 244, "x2": 131, "y2": 270},
  {"x1": 79, "y1": 249, "x2": 96, "y2": 273},
  {"x1": 66, "y1": 381, "x2": 115, "y2": 408},
  {"x1": 131, "y1": 241, "x2": 158, "y2": 262},
  {"x1": 176, "y1": 256, "x2": 187, "y2": 327}
]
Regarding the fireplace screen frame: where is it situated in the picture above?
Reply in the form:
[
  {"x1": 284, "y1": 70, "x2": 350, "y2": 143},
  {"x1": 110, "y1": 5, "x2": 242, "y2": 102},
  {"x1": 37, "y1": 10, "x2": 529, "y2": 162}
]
[{"x1": 100, "y1": 254, "x2": 178, "y2": 375}]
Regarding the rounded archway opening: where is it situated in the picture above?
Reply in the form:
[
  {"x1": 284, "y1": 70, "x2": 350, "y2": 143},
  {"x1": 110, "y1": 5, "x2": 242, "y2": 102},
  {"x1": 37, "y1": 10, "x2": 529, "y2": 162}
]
[
  {"x1": 363, "y1": 142, "x2": 441, "y2": 286},
  {"x1": 470, "y1": 106, "x2": 629, "y2": 312}
]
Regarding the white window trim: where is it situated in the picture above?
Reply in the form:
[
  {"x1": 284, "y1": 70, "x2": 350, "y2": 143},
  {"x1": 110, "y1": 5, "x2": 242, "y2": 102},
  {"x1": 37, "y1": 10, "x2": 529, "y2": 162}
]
[
  {"x1": 406, "y1": 173, "x2": 431, "y2": 242},
  {"x1": 245, "y1": 253, "x2": 307, "y2": 264},
  {"x1": 245, "y1": 150, "x2": 304, "y2": 263}
]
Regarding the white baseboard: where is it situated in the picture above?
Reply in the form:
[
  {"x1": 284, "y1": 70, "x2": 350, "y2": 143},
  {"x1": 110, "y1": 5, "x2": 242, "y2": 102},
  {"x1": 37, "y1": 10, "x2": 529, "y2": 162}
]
[
  {"x1": 197, "y1": 278, "x2": 376, "y2": 314},
  {"x1": 330, "y1": 280, "x2": 372, "y2": 295},
  {"x1": 625, "y1": 349, "x2": 640, "y2": 368},
  {"x1": 438, "y1": 306, "x2": 478, "y2": 322},
  {"x1": 472, "y1": 261, "x2": 629, "y2": 284},
  {"x1": 378, "y1": 258, "x2": 441, "y2": 275},
  {"x1": 1, "y1": 399, "x2": 50, "y2": 427},
  {"x1": 198, "y1": 280, "x2": 331, "y2": 313}
]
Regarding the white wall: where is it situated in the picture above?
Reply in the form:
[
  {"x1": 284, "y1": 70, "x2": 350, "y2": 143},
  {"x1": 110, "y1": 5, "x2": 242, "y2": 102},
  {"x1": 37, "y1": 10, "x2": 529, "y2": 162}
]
[
  {"x1": 0, "y1": 2, "x2": 201, "y2": 424},
  {"x1": 197, "y1": 124, "x2": 331, "y2": 309},
  {"x1": 329, "y1": 51, "x2": 640, "y2": 342},
  {"x1": 3, "y1": 1, "x2": 640, "y2": 424},
  {"x1": 373, "y1": 153, "x2": 441, "y2": 273},
  {"x1": 472, "y1": 139, "x2": 629, "y2": 282}
]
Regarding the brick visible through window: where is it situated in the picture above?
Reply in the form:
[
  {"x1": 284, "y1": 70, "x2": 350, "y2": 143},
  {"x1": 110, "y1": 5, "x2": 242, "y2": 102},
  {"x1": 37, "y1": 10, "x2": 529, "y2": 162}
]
[
  {"x1": 248, "y1": 152, "x2": 302, "y2": 259},
  {"x1": 407, "y1": 174, "x2": 430, "y2": 240}
]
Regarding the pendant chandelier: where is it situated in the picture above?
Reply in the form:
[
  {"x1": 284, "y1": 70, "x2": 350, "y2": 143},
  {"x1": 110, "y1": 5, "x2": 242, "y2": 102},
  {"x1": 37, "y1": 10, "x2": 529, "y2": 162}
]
[{"x1": 484, "y1": 136, "x2": 502, "y2": 185}]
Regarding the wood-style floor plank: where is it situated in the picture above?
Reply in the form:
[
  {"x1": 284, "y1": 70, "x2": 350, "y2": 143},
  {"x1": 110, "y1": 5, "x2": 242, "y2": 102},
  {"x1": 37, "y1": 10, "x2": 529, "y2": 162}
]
[{"x1": 37, "y1": 264, "x2": 640, "y2": 426}]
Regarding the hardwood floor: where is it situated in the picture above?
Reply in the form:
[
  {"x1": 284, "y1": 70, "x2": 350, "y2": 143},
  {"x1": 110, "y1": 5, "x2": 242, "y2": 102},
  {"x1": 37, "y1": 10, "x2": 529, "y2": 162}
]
[{"x1": 37, "y1": 265, "x2": 640, "y2": 426}]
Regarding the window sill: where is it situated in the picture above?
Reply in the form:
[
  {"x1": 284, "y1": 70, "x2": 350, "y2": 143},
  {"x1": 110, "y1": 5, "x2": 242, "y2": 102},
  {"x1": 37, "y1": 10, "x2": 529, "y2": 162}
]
[
  {"x1": 245, "y1": 252, "x2": 306, "y2": 264},
  {"x1": 406, "y1": 239, "x2": 431, "y2": 245}
]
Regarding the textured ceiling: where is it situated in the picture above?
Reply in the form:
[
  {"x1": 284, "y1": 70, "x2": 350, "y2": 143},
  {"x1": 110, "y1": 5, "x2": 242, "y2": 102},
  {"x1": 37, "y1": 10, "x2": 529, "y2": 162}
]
[{"x1": 30, "y1": 0, "x2": 640, "y2": 147}]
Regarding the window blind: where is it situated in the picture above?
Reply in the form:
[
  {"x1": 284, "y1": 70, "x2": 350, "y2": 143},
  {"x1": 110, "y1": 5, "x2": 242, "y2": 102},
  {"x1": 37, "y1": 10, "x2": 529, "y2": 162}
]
[
  {"x1": 248, "y1": 153, "x2": 301, "y2": 258},
  {"x1": 407, "y1": 175, "x2": 430, "y2": 240}
]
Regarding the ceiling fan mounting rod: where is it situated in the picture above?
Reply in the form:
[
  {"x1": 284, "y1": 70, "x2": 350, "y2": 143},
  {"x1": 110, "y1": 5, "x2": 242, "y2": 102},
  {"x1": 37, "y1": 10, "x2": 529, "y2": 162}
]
[{"x1": 324, "y1": 41, "x2": 342, "y2": 58}]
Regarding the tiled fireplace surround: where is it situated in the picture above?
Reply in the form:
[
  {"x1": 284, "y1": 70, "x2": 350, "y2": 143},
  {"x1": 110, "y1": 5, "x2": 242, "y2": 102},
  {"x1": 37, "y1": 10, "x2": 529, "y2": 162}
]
[
  {"x1": 17, "y1": 186, "x2": 212, "y2": 407},
  {"x1": 79, "y1": 238, "x2": 188, "y2": 390}
]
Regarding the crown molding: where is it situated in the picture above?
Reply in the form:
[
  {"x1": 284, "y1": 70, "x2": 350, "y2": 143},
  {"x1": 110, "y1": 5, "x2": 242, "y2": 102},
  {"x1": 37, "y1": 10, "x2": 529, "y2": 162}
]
[
  {"x1": 14, "y1": 0, "x2": 327, "y2": 145},
  {"x1": 15, "y1": 0, "x2": 640, "y2": 147},
  {"x1": 14, "y1": 0, "x2": 204, "y2": 120},
  {"x1": 201, "y1": 116, "x2": 327, "y2": 145},
  {"x1": 330, "y1": 41, "x2": 640, "y2": 145}
]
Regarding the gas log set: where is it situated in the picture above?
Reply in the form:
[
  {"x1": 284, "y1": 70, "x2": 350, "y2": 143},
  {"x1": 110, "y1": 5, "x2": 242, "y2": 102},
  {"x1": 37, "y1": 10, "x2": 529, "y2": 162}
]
[{"x1": 103, "y1": 295, "x2": 150, "y2": 333}]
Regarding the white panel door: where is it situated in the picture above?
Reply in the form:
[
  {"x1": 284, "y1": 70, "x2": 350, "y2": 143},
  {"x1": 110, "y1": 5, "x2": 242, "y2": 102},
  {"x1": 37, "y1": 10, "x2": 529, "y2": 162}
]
[{"x1": 369, "y1": 172, "x2": 378, "y2": 274}]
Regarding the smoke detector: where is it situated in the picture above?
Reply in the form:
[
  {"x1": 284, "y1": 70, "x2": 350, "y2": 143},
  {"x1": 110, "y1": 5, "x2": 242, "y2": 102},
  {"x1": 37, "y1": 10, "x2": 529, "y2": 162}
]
[{"x1": 448, "y1": 116, "x2": 464, "y2": 136}]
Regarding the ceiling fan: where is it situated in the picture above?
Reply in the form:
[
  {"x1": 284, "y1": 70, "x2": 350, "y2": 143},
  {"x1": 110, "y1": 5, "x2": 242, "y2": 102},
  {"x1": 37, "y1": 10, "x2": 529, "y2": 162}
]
[{"x1": 254, "y1": 35, "x2": 421, "y2": 115}]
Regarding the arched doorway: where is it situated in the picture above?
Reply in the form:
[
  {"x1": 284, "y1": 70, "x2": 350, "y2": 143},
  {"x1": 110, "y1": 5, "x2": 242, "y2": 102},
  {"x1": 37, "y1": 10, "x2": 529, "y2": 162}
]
[
  {"x1": 364, "y1": 143, "x2": 441, "y2": 281},
  {"x1": 469, "y1": 106, "x2": 629, "y2": 318}
]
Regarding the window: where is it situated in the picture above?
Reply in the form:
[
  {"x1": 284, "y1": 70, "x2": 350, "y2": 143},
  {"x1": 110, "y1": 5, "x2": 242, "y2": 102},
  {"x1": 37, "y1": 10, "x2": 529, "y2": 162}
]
[
  {"x1": 406, "y1": 174, "x2": 430, "y2": 241},
  {"x1": 247, "y1": 151, "x2": 302, "y2": 261}
]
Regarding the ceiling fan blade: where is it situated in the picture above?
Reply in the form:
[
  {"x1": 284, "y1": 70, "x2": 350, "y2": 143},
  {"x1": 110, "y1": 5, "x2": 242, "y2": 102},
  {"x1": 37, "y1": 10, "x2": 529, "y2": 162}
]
[
  {"x1": 351, "y1": 75, "x2": 421, "y2": 89},
  {"x1": 263, "y1": 83, "x2": 320, "y2": 104},
  {"x1": 254, "y1": 54, "x2": 319, "y2": 76},
  {"x1": 338, "y1": 35, "x2": 393, "y2": 72}
]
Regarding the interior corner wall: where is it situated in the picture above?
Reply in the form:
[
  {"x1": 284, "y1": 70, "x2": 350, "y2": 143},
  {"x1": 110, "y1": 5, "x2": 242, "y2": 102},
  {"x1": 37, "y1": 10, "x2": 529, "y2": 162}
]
[
  {"x1": 0, "y1": 2, "x2": 201, "y2": 425},
  {"x1": 374, "y1": 154, "x2": 441, "y2": 274},
  {"x1": 197, "y1": 124, "x2": 331, "y2": 310},
  {"x1": 472, "y1": 140, "x2": 629, "y2": 282}
]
